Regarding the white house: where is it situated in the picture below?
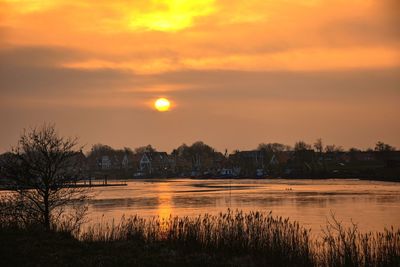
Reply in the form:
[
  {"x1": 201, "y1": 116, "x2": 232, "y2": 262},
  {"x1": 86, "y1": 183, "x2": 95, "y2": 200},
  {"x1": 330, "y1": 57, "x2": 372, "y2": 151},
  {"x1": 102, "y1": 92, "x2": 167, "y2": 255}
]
[
  {"x1": 139, "y1": 152, "x2": 170, "y2": 174},
  {"x1": 100, "y1": 155, "x2": 112, "y2": 170}
]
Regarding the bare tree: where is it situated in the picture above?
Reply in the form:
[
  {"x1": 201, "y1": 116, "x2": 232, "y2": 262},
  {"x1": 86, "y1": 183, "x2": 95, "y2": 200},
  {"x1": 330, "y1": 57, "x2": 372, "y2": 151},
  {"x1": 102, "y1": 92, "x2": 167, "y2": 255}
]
[
  {"x1": 134, "y1": 144, "x2": 156, "y2": 154},
  {"x1": 374, "y1": 141, "x2": 395, "y2": 152},
  {"x1": 313, "y1": 138, "x2": 323, "y2": 154},
  {"x1": 325, "y1": 144, "x2": 344, "y2": 153},
  {"x1": 294, "y1": 141, "x2": 312, "y2": 151},
  {"x1": 257, "y1": 143, "x2": 291, "y2": 153},
  {"x1": 0, "y1": 124, "x2": 89, "y2": 230}
]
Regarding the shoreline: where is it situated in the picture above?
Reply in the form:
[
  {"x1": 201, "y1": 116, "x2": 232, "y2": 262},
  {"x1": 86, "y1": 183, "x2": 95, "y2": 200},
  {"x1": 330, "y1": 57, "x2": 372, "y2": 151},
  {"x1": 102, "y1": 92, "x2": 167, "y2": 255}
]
[
  {"x1": 101, "y1": 176, "x2": 400, "y2": 182},
  {"x1": 1, "y1": 176, "x2": 399, "y2": 191}
]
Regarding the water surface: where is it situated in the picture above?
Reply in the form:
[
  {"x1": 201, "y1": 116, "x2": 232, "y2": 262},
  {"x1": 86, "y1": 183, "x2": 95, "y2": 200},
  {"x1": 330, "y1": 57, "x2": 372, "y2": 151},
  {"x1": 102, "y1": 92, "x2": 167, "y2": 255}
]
[{"x1": 87, "y1": 179, "x2": 400, "y2": 233}]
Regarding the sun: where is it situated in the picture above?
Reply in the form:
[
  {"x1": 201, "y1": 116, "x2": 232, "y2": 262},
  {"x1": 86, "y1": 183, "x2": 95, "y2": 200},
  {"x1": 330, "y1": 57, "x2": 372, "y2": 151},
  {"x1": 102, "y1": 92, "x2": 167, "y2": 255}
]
[
  {"x1": 128, "y1": 0, "x2": 216, "y2": 32},
  {"x1": 154, "y1": 98, "x2": 171, "y2": 112}
]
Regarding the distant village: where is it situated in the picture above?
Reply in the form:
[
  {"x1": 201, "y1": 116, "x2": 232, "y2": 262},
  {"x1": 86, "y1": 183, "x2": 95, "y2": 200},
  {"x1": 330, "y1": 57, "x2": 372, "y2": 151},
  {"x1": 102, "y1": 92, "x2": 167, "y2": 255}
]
[{"x1": 3, "y1": 140, "x2": 397, "y2": 181}]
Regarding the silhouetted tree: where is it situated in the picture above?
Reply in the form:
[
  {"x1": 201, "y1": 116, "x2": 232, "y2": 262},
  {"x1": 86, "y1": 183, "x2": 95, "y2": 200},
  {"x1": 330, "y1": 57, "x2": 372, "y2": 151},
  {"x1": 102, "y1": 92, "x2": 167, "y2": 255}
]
[
  {"x1": 123, "y1": 147, "x2": 134, "y2": 154},
  {"x1": 348, "y1": 147, "x2": 361, "y2": 161},
  {"x1": 312, "y1": 138, "x2": 326, "y2": 174},
  {"x1": 86, "y1": 143, "x2": 115, "y2": 169},
  {"x1": 171, "y1": 141, "x2": 223, "y2": 172},
  {"x1": 374, "y1": 141, "x2": 395, "y2": 152},
  {"x1": 325, "y1": 145, "x2": 344, "y2": 153},
  {"x1": 134, "y1": 144, "x2": 156, "y2": 154},
  {"x1": 313, "y1": 138, "x2": 323, "y2": 154},
  {"x1": 294, "y1": 141, "x2": 312, "y2": 151},
  {"x1": 292, "y1": 141, "x2": 315, "y2": 176},
  {"x1": 257, "y1": 143, "x2": 290, "y2": 153},
  {"x1": 257, "y1": 143, "x2": 290, "y2": 174},
  {"x1": 0, "y1": 124, "x2": 88, "y2": 230},
  {"x1": 90, "y1": 144, "x2": 114, "y2": 155}
]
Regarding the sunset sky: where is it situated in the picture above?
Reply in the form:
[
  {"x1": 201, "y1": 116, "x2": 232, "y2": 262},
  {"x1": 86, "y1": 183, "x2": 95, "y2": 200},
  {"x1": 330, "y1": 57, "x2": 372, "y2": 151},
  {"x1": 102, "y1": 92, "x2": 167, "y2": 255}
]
[{"x1": 0, "y1": 0, "x2": 399, "y2": 153}]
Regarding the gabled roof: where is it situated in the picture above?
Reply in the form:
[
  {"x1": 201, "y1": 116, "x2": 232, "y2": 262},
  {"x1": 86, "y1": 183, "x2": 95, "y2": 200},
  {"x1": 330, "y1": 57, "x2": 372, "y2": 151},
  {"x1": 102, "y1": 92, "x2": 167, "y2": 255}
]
[{"x1": 140, "y1": 152, "x2": 169, "y2": 163}]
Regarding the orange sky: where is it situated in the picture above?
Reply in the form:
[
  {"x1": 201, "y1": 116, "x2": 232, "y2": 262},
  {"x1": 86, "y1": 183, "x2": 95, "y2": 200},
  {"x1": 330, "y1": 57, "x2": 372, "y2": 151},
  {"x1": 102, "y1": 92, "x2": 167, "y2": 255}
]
[{"x1": 0, "y1": 0, "x2": 399, "y2": 152}]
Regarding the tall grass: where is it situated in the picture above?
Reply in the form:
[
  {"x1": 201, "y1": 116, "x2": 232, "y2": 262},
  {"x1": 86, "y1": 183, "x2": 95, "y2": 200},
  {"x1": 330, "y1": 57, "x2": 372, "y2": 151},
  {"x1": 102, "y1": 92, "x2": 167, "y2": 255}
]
[
  {"x1": 1, "y1": 208, "x2": 399, "y2": 266},
  {"x1": 80, "y1": 210, "x2": 399, "y2": 266},
  {"x1": 316, "y1": 215, "x2": 400, "y2": 267}
]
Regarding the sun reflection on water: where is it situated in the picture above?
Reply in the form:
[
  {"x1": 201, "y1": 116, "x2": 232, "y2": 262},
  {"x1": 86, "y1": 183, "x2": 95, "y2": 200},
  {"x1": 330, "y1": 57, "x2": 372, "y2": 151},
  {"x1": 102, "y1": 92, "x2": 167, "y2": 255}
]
[{"x1": 157, "y1": 182, "x2": 172, "y2": 225}]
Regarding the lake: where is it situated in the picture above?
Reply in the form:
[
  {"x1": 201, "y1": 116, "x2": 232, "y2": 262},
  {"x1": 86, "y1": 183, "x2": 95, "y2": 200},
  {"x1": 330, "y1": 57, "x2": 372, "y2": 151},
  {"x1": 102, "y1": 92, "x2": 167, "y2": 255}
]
[{"x1": 87, "y1": 178, "x2": 400, "y2": 233}]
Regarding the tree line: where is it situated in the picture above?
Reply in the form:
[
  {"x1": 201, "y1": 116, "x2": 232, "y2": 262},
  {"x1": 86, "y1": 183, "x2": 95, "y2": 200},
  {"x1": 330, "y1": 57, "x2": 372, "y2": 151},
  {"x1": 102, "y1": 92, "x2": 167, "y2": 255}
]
[{"x1": 86, "y1": 139, "x2": 396, "y2": 162}]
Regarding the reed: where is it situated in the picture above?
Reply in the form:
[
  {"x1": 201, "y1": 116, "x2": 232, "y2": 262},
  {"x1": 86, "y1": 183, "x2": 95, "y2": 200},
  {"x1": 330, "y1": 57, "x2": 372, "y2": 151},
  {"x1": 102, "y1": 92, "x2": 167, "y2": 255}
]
[
  {"x1": 80, "y1": 210, "x2": 399, "y2": 266},
  {"x1": 1, "y1": 209, "x2": 399, "y2": 266},
  {"x1": 315, "y1": 215, "x2": 400, "y2": 267}
]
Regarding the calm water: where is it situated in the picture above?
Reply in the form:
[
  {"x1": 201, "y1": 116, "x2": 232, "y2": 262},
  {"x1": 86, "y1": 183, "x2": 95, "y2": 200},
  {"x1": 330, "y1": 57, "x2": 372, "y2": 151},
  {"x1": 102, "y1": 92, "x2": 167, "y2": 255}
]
[{"x1": 87, "y1": 179, "x2": 400, "y2": 233}]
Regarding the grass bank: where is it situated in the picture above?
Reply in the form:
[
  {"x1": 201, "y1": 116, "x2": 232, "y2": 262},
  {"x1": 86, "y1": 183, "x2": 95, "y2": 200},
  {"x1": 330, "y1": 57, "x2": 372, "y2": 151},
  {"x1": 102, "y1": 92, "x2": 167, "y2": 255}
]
[{"x1": 1, "y1": 210, "x2": 399, "y2": 267}]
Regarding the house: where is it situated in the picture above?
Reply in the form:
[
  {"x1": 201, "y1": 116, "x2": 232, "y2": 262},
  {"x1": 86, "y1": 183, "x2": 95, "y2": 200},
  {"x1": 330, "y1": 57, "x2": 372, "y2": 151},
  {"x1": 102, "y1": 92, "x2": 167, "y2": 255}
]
[
  {"x1": 218, "y1": 168, "x2": 238, "y2": 177},
  {"x1": 269, "y1": 151, "x2": 292, "y2": 166},
  {"x1": 121, "y1": 153, "x2": 136, "y2": 169},
  {"x1": 229, "y1": 150, "x2": 265, "y2": 177},
  {"x1": 139, "y1": 152, "x2": 172, "y2": 175},
  {"x1": 231, "y1": 151, "x2": 265, "y2": 165},
  {"x1": 122, "y1": 154, "x2": 129, "y2": 168},
  {"x1": 99, "y1": 155, "x2": 112, "y2": 170}
]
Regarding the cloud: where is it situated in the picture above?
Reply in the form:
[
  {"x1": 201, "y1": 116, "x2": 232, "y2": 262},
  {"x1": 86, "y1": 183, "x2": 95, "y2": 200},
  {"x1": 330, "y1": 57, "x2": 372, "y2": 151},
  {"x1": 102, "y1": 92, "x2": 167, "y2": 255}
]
[
  {"x1": 156, "y1": 68, "x2": 400, "y2": 108},
  {"x1": 1, "y1": 59, "x2": 399, "y2": 153},
  {"x1": 0, "y1": 46, "x2": 86, "y2": 67},
  {"x1": 0, "y1": 47, "x2": 133, "y2": 94},
  {"x1": 1, "y1": 0, "x2": 399, "y2": 75},
  {"x1": 0, "y1": 46, "x2": 150, "y2": 109},
  {"x1": 1, "y1": 0, "x2": 62, "y2": 13},
  {"x1": 1, "y1": 45, "x2": 399, "y2": 111}
]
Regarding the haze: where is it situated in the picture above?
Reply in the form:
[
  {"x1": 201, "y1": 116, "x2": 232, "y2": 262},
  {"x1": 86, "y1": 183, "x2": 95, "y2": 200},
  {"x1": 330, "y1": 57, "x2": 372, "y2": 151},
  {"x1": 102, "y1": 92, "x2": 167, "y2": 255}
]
[{"x1": 0, "y1": 0, "x2": 399, "y2": 152}]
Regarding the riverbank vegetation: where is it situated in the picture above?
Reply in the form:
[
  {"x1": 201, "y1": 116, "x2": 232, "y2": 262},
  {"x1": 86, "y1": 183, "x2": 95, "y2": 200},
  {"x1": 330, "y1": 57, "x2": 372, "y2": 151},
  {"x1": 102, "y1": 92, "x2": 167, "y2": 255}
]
[{"x1": 1, "y1": 210, "x2": 399, "y2": 267}]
